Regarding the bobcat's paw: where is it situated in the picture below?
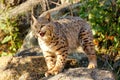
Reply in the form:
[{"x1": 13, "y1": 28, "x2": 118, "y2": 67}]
[
  {"x1": 45, "y1": 69, "x2": 59, "y2": 77},
  {"x1": 87, "y1": 62, "x2": 97, "y2": 69}
]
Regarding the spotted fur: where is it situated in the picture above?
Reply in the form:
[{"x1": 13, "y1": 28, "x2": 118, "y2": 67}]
[{"x1": 32, "y1": 13, "x2": 97, "y2": 77}]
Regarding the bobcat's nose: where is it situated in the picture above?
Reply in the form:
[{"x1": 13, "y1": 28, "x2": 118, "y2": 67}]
[{"x1": 39, "y1": 31, "x2": 46, "y2": 37}]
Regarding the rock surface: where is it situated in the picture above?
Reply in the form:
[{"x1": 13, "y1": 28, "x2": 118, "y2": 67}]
[
  {"x1": 0, "y1": 56, "x2": 115, "y2": 80},
  {"x1": 42, "y1": 68, "x2": 114, "y2": 80},
  {"x1": 0, "y1": 56, "x2": 47, "y2": 80}
]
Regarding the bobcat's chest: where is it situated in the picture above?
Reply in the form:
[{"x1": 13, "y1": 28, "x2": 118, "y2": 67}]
[
  {"x1": 38, "y1": 38, "x2": 50, "y2": 51},
  {"x1": 38, "y1": 38, "x2": 51, "y2": 52}
]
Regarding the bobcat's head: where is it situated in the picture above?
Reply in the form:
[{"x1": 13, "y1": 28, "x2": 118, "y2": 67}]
[{"x1": 32, "y1": 13, "x2": 54, "y2": 40}]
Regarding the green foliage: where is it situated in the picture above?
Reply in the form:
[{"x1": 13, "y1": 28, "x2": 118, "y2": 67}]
[
  {"x1": 79, "y1": 0, "x2": 120, "y2": 54},
  {"x1": 0, "y1": 13, "x2": 22, "y2": 56}
]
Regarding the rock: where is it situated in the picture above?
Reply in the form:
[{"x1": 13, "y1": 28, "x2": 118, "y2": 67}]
[
  {"x1": 0, "y1": 56, "x2": 47, "y2": 80},
  {"x1": 0, "y1": 56, "x2": 115, "y2": 80},
  {"x1": 42, "y1": 68, "x2": 115, "y2": 80}
]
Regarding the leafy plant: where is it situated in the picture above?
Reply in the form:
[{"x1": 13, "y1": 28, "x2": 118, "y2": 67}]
[
  {"x1": 79, "y1": 0, "x2": 120, "y2": 54},
  {"x1": 0, "y1": 13, "x2": 22, "y2": 56}
]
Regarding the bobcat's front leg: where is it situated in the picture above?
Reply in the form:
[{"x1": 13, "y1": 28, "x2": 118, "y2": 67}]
[
  {"x1": 45, "y1": 49, "x2": 68, "y2": 77},
  {"x1": 43, "y1": 51, "x2": 56, "y2": 71}
]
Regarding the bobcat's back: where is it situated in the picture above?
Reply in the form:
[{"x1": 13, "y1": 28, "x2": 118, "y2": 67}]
[{"x1": 53, "y1": 16, "x2": 92, "y2": 52}]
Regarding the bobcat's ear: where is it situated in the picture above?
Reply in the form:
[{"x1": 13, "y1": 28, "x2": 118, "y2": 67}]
[
  {"x1": 31, "y1": 15, "x2": 38, "y2": 30},
  {"x1": 45, "y1": 12, "x2": 51, "y2": 21},
  {"x1": 31, "y1": 15, "x2": 38, "y2": 24}
]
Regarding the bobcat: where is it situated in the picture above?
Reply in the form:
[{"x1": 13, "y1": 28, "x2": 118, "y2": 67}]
[{"x1": 32, "y1": 13, "x2": 97, "y2": 77}]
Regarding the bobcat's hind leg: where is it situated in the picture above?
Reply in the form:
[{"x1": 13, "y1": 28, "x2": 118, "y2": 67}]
[{"x1": 79, "y1": 27, "x2": 97, "y2": 68}]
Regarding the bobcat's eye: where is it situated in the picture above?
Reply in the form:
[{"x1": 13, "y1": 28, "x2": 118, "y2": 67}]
[
  {"x1": 38, "y1": 30, "x2": 41, "y2": 33},
  {"x1": 48, "y1": 25, "x2": 51, "y2": 27},
  {"x1": 41, "y1": 24, "x2": 45, "y2": 28}
]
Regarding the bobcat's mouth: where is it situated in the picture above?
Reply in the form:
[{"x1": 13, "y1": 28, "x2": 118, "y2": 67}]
[{"x1": 39, "y1": 31, "x2": 46, "y2": 37}]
